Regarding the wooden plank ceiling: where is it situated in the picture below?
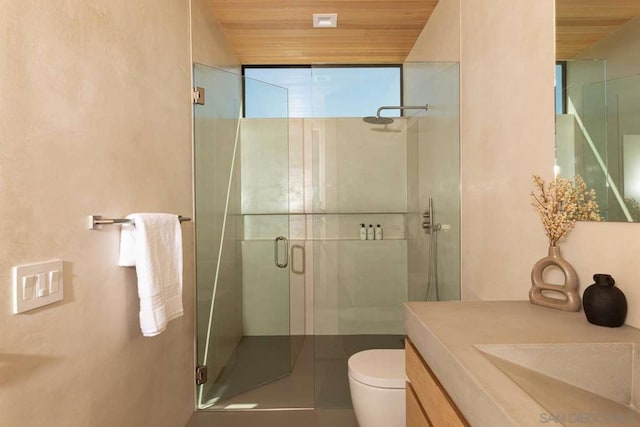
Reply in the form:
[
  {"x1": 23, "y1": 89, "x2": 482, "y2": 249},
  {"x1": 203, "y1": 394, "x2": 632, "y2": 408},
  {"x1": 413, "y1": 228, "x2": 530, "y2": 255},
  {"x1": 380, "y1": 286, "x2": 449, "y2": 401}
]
[
  {"x1": 208, "y1": 0, "x2": 640, "y2": 64},
  {"x1": 208, "y1": 0, "x2": 439, "y2": 64},
  {"x1": 556, "y1": 0, "x2": 640, "y2": 59}
]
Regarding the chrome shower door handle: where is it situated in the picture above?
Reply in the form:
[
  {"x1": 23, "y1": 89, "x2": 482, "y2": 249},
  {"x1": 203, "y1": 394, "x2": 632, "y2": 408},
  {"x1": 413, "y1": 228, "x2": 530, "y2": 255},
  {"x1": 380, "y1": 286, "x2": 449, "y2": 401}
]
[
  {"x1": 274, "y1": 236, "x2": 289, "y2": 268},
  {"x1": 291, "y1": 244, "x2": 305, "y2": 274}
]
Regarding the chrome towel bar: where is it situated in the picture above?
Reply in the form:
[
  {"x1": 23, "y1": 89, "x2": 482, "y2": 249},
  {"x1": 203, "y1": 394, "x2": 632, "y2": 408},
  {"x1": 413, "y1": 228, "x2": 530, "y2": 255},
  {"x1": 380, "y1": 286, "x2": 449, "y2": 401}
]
[{"x1": 89, "y1": 215, "x2": 192, "y2": 230}]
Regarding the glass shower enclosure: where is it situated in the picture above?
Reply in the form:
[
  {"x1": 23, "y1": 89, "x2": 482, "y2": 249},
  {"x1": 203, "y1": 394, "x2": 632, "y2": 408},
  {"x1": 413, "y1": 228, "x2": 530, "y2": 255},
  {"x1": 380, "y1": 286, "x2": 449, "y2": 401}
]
[
  {"x1": 192, "y1": 61, "x2": 461, "y2": 413},
  {"x1": 193, "y1": 64, "x2": 293, "y2": 409}
]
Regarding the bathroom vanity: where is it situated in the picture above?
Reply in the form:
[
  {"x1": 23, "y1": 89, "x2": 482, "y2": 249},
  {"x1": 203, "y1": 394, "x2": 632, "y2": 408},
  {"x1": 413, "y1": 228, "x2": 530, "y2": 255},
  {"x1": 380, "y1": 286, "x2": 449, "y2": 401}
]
[
  {"x1": 404, "y1": 301, "x2": 640, "y2": 426},
  {"x1": 406, "y1": 338, "x2": 468, "y2": 426}
]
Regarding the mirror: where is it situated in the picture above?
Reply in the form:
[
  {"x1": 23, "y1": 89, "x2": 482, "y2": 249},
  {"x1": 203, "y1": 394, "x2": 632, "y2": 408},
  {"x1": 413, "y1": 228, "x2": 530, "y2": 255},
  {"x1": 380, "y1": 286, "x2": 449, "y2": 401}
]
[{"x1": 555, "y1": 1, "x2": 640, "y2": 222}]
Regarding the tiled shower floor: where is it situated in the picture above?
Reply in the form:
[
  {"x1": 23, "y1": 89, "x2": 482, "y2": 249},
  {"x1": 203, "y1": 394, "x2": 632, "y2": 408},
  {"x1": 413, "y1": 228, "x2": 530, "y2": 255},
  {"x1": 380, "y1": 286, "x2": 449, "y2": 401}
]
[{"x1": 187, "y1": 334, "x2": 404, "y2": 427}]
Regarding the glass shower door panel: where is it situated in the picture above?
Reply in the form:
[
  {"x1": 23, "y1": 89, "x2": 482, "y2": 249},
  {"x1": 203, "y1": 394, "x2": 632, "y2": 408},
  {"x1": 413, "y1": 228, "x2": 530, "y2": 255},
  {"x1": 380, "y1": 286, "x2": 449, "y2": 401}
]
[
  {"x1": 194, "y1": 63, "x2": 293, "y2": 409},
  {"x1": 193, "y1": 64, "x2": 244, "y2": 409}
]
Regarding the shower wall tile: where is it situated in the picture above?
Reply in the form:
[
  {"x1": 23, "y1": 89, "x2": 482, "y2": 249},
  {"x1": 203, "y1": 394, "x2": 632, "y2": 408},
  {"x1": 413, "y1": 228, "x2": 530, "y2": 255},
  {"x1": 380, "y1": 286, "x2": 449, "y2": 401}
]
[
  {"x1": 289, "y1": 119, "x2": 305, "y2": 213},
  {"x1": 242, "y1": 241, "x2": 290, "y2": 336},
  {"x1": 307, "y1": 117, "x2": 410, "y2": 335},
  {"x1": 242, "y1": 116, "x2": 412, "y2": 336},
  {"x1": 406, "y1": 116, "x2": 427, "y2": 302},
  {"x1": 243, "y1": 215, "x2": 290, "y2": 240},
  {"x1": 407, "y1": 117, "x2": 421, "y2": 216},
  {"x1": 314, "y1": 241, "x2": 408, "y2": 335},
  {"x1": 289, "y1": 215, "x2": 307, "y2": 240},
  {"x1": 310, "y1": 118, "x2": 340, "y2": 212},
  {"x1": 242, "y1": 214, "x2": 306, "y2": 241},
  {"x1": 311, "y1": 118, "x2": 408, "y2": 213},
  {"x1": 241, "y1": 118, "x2": 308, "y2": 337},
  {"x1": 313, "y1": 241, "x2": 340, "y2": 334},
  {"x1": 404, "y1": 62, "x2": 461, "y2": 302},
  {"x1": 241, "y1": 118, "x2": 290, "y2": 214},
  {"x1": 303, "y1": 120, "x2": 316, "y2": 212},
  {"x1": 336, "y1": 241, "x2": 407, "y2": 335},
  {"x1": 240, "y1": 117, "x2": 301, "y2": 214}
]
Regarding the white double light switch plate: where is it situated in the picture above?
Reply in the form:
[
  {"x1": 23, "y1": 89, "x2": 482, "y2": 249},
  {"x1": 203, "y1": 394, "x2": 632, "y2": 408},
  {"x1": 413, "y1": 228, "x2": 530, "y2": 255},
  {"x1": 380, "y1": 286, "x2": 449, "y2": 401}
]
[{"x1": 12, "y1": 260, "x2": 64, "y2": 314}]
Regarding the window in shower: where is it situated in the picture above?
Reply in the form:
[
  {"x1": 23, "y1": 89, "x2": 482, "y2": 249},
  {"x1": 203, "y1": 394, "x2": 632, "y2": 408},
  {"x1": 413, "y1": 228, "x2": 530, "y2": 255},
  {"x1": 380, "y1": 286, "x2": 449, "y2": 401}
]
[
  {"x1": 243, "y1": 65, "x2": 401, "y2": 118},
  {"x1": 556, "y1": 61, "x2": 567, "y2": 115}
]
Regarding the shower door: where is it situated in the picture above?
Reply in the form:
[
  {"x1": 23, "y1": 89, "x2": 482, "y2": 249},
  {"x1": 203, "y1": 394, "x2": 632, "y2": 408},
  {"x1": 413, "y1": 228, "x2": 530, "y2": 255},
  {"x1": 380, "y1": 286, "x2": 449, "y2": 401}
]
[{"x1": 193, "y1": 64, "x2": 291, "y2": 409}]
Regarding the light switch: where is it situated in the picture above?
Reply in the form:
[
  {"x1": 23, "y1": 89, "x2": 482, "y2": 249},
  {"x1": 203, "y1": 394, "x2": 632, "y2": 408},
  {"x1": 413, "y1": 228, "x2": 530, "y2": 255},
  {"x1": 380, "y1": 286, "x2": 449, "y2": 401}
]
[
  {"x1": 36, "y1": 272, "x2": 48, "y2": 297},
  {"x1": 49, "y1": 270, "x2": 61, "y2": 294},
  {"x1": 13, "y1": 260, "x2": 64, "y2": 314},
  {"x1": 22, "y1": 276, "x2": 36, "y2": 300}
]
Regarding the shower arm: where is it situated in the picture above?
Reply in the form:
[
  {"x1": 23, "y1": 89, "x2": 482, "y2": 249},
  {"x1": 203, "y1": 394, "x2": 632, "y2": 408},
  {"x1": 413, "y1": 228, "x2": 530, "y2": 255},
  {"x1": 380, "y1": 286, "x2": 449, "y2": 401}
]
[{"x1": 375, "y1": 105, "x2": 429, "y2": 118}]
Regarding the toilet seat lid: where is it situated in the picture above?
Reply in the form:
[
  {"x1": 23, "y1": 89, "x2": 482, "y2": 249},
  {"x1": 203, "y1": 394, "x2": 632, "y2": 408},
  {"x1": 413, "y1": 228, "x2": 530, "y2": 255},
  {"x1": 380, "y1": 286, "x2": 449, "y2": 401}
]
[{"x1": 348, "y1": 349, "x2": 406, "y2": 389}]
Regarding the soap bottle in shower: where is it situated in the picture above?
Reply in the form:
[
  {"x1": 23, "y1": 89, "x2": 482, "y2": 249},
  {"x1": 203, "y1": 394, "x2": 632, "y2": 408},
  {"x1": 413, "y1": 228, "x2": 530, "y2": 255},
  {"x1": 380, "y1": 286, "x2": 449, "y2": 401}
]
[
  {"x1": 367, "y1": 224, "x2": 374, "y2": 240},
  {"x1": 359, "y1": 223, "x2": 367, "y2": 240},
  {"x1": 375, "y1": 224, "x2": 383, "y2": 240}
]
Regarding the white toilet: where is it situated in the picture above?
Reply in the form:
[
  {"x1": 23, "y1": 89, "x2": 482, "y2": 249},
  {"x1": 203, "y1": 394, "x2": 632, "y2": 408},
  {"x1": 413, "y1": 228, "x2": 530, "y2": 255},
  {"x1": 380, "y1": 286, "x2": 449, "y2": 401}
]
[{"x1": 347, "y1": 349, "x2": 407, "y2": 427}]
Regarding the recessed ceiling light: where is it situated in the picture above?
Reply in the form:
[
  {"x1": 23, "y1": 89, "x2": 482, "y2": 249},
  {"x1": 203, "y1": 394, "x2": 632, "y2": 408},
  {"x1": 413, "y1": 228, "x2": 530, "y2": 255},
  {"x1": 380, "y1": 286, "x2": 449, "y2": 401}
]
[{"x1": 313, "y1": 13, "x2": 338, "y2": 28}]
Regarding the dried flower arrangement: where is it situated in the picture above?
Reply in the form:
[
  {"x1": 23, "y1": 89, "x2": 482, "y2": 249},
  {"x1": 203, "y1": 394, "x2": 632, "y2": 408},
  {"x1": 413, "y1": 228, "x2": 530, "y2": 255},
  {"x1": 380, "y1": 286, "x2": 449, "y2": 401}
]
[{"x1": 530, "y1": 175, "x2": 601, "y2": 246}]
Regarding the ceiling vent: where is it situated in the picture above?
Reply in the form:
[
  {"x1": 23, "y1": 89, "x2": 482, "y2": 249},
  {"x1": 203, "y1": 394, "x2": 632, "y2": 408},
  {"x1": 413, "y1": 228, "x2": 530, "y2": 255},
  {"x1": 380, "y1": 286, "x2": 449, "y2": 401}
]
[{"x1": 313, "y1": 13, "x2": 338, "y2": 28}]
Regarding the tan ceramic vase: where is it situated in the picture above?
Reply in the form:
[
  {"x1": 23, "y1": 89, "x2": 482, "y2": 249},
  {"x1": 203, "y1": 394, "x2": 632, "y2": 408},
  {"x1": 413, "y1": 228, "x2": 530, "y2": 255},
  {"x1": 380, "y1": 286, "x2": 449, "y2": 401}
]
[{"x1": 530, "y1": 245, "x2": 581, "y2": 312}]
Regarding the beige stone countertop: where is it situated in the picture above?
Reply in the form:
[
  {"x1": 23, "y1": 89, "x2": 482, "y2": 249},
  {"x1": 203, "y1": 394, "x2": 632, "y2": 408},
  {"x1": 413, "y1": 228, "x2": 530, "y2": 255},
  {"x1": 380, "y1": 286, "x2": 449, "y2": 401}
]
[{"x1": 403, "y1": 301, "x2": 640, "y2": 427}]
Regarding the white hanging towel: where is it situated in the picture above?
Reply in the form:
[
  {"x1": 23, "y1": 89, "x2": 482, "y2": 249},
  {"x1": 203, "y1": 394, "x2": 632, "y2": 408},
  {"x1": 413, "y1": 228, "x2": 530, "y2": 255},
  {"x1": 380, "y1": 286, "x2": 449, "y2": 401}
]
[{"x1": 118, "y1": 213, "x2": 184, "y2": 337}]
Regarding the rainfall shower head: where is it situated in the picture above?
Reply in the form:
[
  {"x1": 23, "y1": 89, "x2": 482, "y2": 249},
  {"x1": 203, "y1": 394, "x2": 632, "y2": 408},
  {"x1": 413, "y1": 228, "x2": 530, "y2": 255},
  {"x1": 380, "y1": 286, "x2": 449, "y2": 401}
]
[
  {"x1": 363, "y1": 116, "x2": 394, "y2": 125},
  {"x1": 362, "y1": 104, "x2": 430, "y2": 125}
]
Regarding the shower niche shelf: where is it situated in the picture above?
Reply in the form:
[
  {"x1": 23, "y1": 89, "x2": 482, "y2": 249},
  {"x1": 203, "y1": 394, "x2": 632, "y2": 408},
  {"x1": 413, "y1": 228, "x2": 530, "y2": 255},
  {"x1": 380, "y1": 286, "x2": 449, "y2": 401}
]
[
  {"x1": 241, "y1": 211, "x2": 408, "y2": 216},
  {"x1": 317, "y1": 239, "x2": 407, "y2": 242},
  {"x1": 243, "y1": 238, "x2": 407, "y2": 242}
]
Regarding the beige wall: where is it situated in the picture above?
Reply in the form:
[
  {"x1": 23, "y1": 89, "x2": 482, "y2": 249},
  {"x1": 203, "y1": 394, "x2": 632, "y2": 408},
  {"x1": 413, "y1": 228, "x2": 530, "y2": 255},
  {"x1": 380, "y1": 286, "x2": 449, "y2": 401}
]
[
  {"x1": 563, "y1": 224, "x2": 640, "y2": 328},
  {"x1": 410, "y1": 2, "x2": 557, "y2": 302},
  {"x1": 191, "y1": 0, "x2": 240, "y2": 71},
  {"x1": 406, "y1": 0, "x2": 461, "y2": 62},
  {"x1": 459, "y1": 0, "x2": 556, "y2": 301},
  {"x1": 0, "y1": 1, "x2": 236, "y2": 425}
]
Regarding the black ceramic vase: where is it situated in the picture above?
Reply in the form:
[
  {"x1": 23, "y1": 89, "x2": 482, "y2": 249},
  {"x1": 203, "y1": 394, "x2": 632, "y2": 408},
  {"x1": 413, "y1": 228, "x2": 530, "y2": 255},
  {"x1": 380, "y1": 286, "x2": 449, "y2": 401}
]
[{"x1": 582, "y1": 274, "x2": 627, "y2": 327}]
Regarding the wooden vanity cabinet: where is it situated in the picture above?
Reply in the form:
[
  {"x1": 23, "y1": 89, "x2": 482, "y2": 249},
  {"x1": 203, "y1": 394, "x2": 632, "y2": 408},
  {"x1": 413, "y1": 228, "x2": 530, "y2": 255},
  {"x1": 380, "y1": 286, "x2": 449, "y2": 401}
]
[{"x1": 406, "y1": 339, "x2": 469, "y2": 427}]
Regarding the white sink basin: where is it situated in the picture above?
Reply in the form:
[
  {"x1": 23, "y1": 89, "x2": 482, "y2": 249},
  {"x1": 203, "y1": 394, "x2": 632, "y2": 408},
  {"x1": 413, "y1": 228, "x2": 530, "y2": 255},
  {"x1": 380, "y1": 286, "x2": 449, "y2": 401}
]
[{"x1": 475, "y1": 343, "x2": 640, "y2": 425}]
